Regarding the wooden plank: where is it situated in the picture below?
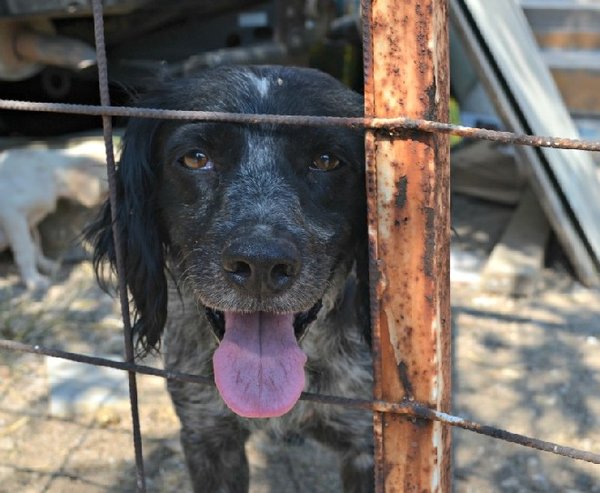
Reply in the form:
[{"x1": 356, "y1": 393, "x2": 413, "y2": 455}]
[
  {"x1": 362, "y1": 0, "x2": 452, "y2": 491},
  {"x1": 481, "y1": 188, "x2": 551, "y2": 296},
  {"x1": 450, "y1": 0, "x2": 600, "y2": 287},
  {"x1": 535, "y1": 32, "x2": 600, "y2": 51},
  {"x1": 551, "y1": 70, "x2": 600, "y2": 116}
]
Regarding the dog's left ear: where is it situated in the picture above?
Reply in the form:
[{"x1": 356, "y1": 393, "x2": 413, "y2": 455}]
[{"x1": 85, "y1": 117, "x2": 168, "y2": 354}]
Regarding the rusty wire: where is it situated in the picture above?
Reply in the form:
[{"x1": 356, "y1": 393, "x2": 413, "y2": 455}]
[
  {"x1": 1, "y1": 98, "x2": 600, "y2": 152},
  {"x1": 1, "y1": 338, "x2": 600, "y2": 466},
  {"x1": 90, "y1": 0, "x2": 146, "y2": 490}
]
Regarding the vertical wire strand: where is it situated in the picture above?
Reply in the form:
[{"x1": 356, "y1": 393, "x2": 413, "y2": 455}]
[
  {"x1": 90, "y1": 0, "x2": 146, "y2": 490},
  {"x1": 360, "y1": 1, "x2": 386, "y2": 491}
]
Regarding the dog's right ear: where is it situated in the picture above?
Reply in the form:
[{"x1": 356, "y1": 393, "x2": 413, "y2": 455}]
[{"x1": 84, "y1": 117, "x2": 168, "y2": 355}]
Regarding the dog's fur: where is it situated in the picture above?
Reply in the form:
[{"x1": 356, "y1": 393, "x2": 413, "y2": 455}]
[
  {"x1": 86, "y1": 65, "x2": 373, "y2": 492},
  {"x1": 0, "y1": 142, "x2": 108, "y2": 289}
]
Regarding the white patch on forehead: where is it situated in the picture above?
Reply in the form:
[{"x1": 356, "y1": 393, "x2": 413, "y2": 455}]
[
  {"x1": 247, "y1": 72, "x2": 270, "y2": 98},
  {"x1": 245, "y1": 134, "x2": 276, "y2": 171}
]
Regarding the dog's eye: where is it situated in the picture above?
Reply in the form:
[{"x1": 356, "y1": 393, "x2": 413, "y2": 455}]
[
  {"x1": 311, "y1": 153, "x2": 342, "y2": 172},
  {"x1": 179, "y1": 150, "x2": 212, "y2": 170}
]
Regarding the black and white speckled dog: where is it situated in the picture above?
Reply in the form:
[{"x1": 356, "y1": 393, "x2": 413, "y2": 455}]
[{"x1": 87, "y1": 65, "x2": 373, "y2": 492}]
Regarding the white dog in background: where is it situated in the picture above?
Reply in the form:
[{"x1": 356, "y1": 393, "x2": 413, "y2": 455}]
[{"x1": 0, "y1": 140, "x2": 110, "y2": 289}]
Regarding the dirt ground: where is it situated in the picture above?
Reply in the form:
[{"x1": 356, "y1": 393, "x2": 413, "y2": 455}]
[{"x1": 0, "y1": 193, "x2": 599, "y2": 492}]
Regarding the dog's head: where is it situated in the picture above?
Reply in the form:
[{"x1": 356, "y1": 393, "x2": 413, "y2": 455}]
[{"x1": 87, "y1": 65, "x2": 366, "y2": 417}]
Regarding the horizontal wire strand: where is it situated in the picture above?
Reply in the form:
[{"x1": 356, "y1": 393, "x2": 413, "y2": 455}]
[
  {"x1": 1, "y1": 98, "x2": 600, "y2": 152},
  {"x1": 1, "y1": 338, "x2": 599, "y2": 465}
]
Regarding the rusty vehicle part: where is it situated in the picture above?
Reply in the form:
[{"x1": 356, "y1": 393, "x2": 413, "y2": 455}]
[
  {"x1": 181, "y1": 42, "x2": 289, "y2": 75},
  {"x1": 0, "y1": 20, "x2": 96, "y2": 81},
  {"x1": 13, "y1": 29, "x2": 96, "y2": 70},
  {"x1": 362, "y1": 0, "x2": 451, "y2": 491}
]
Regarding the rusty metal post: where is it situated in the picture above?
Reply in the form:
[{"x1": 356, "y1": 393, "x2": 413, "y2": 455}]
[{"x1": 362, "y1": 0, "x2": 451, "y2": 491}]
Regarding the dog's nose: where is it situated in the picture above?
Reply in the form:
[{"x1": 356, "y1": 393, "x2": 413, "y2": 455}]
[{"x1": 222, "y1": 238, "x2": 301, "y2": 295}]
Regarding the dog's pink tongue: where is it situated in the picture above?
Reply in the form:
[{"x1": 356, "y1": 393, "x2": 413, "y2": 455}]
[{"x1": 213, "y1": 312, "x2": 306, "y2": 418}]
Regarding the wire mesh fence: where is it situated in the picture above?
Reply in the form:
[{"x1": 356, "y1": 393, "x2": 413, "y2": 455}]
[{"x1": 0, "y1": 0, "x2": 599, "y2": 492}]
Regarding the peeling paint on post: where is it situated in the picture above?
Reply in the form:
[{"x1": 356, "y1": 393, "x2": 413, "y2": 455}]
[{"x1": 362, "y1": 0, "x2": 451, "y2": 492}]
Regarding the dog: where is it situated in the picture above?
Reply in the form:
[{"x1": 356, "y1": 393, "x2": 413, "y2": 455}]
[
  {"x1": 0, "y1": 141, "x2": 109, "y2": 289},
  {"x1": 86, "y1": 65, "x2": 373, "y2": 492}
]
